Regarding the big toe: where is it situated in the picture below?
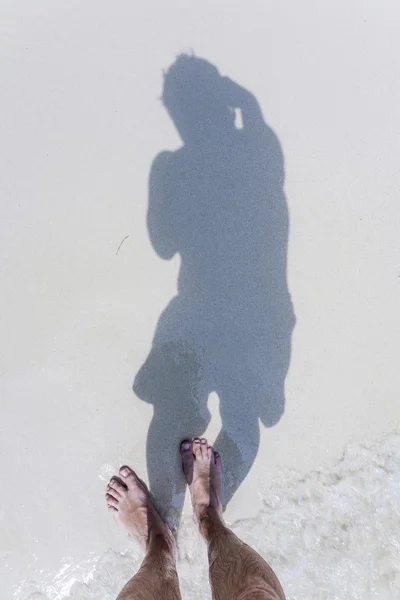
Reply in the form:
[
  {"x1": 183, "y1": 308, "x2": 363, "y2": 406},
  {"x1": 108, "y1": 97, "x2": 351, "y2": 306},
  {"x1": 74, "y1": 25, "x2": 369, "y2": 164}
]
[
  {"x1": 119, "y1": 466, "x2": 141, "y2": 491},
  {"x1": 180, "y1": 439, "x2": 194, "y2": 484}
]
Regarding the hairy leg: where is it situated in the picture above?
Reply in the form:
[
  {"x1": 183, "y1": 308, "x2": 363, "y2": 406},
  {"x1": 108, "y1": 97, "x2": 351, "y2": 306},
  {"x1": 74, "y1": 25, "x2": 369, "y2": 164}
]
[
  {"x1": 106, "y1": 467, "x2": 181, "y2": 600},
  {"x1": 180, "y1": 439, "x2": 285, "y2": 600}
]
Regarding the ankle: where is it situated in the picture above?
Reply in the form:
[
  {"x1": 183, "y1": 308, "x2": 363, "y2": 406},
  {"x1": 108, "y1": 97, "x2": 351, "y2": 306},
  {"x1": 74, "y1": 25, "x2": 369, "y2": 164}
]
[
  {"x1": 198, "y1": 506, "x2": 225, "y2": 540},
  {"x1": 148, "y1": 523, "x2": 175, "y2": 552},
  {"x1": 147, "y1": 533, "x2": 175, "y2": 563}
]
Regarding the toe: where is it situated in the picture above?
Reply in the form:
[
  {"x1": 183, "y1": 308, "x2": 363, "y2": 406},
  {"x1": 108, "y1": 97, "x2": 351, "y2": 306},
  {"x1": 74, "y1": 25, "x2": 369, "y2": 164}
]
[
  {"x1": 108, "y1": 478, "x2": 127, "y2": 497},
  {"x1": 106, "y1": 484, "x2": 121, "y2": 499},
  {"x1": 193, "y1": 438, "x2": 202, "y2": 459},
  {"x1": 200, "y1": 438, "x2": 208, "y2": 458},
  {"x1": 180, "y1": 439, "x2": 194, "y2": 484},
  {"x1": 107, "y1": 504, "x2": 118, "y2": 513},
  {"x1": 119, "y1": 466, "x2": 139, "y2": 490},
  {"x1": 106, "y1": 492, "x2": 119, "y2": 508},
  {"x1": 207, "y1": 445, "x2": 213, "y2": 459}
]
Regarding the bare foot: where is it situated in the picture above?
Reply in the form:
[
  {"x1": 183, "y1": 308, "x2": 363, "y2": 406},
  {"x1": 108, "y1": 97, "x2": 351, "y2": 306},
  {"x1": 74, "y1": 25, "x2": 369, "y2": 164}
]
[
  {"x1": 105, "y1": 466, "x2": 173, "y2": 549},
  {"x1": 180, "y1": 438, "x2": 223, "y2": 525}
]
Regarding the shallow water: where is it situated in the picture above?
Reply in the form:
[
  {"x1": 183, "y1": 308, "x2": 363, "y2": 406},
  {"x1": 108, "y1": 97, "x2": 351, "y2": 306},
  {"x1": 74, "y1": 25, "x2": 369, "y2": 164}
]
[{"x1": 15, "y1": 433, "x2": 400, "y2": 600}]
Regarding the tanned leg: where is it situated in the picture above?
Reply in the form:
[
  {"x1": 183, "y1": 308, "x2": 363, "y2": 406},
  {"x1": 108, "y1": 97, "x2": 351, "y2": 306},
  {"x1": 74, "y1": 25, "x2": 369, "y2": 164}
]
[
  {"x1": 180, "y1": 439, "x2": 286, "y2": 600},
  {"x1": 106, "y1": 466, "x2": 181, "y2": 600}
]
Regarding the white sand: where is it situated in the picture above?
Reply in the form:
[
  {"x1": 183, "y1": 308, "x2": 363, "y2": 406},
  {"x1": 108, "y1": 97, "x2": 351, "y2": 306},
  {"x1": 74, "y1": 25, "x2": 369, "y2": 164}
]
[{"x1": 1, "y1": 1, "x2": 400, "y2": 598}]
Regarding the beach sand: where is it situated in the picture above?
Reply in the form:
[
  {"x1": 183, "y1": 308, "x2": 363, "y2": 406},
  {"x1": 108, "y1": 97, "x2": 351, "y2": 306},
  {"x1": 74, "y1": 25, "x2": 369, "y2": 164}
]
[{"x1": 1, "y1": 1, "x2": 400, "y2": 598}]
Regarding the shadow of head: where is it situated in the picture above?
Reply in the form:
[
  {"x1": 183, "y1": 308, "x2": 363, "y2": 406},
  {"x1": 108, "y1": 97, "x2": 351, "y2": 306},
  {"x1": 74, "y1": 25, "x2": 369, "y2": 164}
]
[{"x1": 162, "y1": 54, "x2": 235, "y2": 145}]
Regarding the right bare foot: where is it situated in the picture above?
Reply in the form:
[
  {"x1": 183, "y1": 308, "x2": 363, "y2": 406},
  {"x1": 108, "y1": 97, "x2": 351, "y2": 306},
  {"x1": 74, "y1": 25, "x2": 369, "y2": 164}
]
[
  {"x1": 180, "y1": 438, "x2": 223, "y2": 525},
  {"x1": 105, "y1": 466, "x2": 173, "y2": 550}
]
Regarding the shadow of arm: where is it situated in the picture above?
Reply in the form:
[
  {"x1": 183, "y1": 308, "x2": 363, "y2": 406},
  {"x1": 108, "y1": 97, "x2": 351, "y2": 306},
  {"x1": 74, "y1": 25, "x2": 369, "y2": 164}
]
[
  {"x1": 147, "y1": 151, "x2": 178, "y2": 260},
  {"x1": 223, "y1": 77, "x2": 265, "y2": 133}
]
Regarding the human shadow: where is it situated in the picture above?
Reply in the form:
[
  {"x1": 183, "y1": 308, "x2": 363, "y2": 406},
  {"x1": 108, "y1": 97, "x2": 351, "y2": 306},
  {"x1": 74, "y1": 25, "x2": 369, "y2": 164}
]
[{"x1": 134, "y1": 55, "x2": 295, "y2": 528}]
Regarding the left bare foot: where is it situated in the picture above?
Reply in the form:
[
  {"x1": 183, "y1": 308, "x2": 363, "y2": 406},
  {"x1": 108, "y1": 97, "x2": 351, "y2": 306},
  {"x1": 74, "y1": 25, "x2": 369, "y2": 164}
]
[{"x1": 105, "y1": 466, "x2": 173, "y2": 549}]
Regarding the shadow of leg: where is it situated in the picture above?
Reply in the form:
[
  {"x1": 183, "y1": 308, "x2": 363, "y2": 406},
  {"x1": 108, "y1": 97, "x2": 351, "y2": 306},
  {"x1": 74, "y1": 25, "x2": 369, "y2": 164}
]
[
  {"x1": 134, "y1": 341, "x2": 211, "y2": 528},
  {"x1": 214, "y1": 393, "x2": 260, "y2": 511},
  {"x1": 146, "y1": 414, "x2": 188, "y2": 531}
]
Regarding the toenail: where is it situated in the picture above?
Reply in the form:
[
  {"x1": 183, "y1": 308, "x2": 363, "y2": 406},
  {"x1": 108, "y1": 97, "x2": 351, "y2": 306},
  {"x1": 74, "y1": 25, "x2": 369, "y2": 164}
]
[
  {"x1": 193, "y1": 438, "x2": 200, "y2": 443},
  {"x1": 120, "y1": 469, "x2": 129, "y2": 477},
  {"x1": 201, "y1": 439, "x2": 206, "y2": 444},
  {"x1": 182, "y1": 442, "x2": 191, "y2": 451}
]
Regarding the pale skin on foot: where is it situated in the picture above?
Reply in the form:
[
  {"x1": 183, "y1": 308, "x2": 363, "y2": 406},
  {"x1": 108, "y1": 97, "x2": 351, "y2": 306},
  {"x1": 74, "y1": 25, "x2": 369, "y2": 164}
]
[{"x1": 106, "y1": 438, "x2": 286, "y2": 600}]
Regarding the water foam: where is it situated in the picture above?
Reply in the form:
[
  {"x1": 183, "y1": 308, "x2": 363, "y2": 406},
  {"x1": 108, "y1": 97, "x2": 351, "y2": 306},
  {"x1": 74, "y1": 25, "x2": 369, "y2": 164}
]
[{"x1": 15, "y1": 433, "x2": 400, "y2": 600}]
